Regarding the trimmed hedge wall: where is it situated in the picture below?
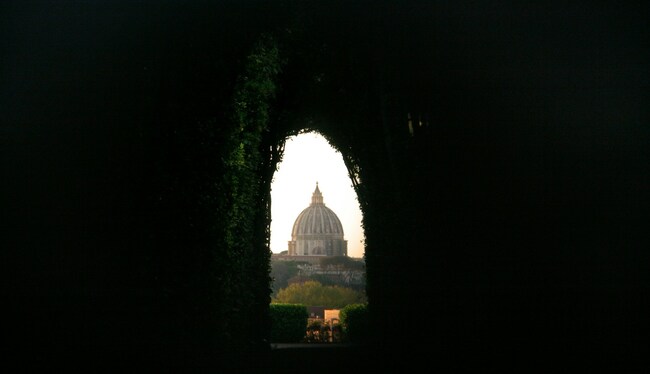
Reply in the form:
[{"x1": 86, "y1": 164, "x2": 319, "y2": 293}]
[
  {"x1": 270, "y1": 304, "x2": 309, "y2": 343},
  {"x1": 339, "y1": 303, "x2": 370, "y2": 344}
]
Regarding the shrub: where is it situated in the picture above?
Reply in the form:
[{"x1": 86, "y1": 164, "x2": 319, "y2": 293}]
[
  {"x1": 269, "y1": 303, "x2": 308, "y2": 343},
  {"x1": 339, "y1": 303, "x2": 369, "y2": 344},
  {"x1": 304, "y1": 318, "x2": 324, "y2": 343}
]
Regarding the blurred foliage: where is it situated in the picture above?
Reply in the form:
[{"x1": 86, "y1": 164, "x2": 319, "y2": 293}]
[
  {"x1": 270, "y1": 257, "x2": 365, "y2": 295},
  {"x1": 269, "y1": 259, "x2": 304, "y2": 296},
  {"x1": 272, "y1": 280, "x2": 366, "y2": 309},
  {"x1": 318, "y1": 256, "x2": 365, "y2": 271}
]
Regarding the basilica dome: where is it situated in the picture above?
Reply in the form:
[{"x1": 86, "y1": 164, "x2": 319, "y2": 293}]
[
  {"x1": 291, "y1": 185, "x2": 344, "y2": 237},
  {"x1": 287, "y1": 183, "x2": 348, "y2": 257}
]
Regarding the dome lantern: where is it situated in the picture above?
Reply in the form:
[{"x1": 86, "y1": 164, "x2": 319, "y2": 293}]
[{"x1": 311, "y1": 182, "x2": 324, "y2": 205}]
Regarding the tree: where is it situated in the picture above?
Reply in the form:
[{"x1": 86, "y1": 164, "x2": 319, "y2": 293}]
[
  {"x1": 270, "y1": 259, "x2": 303, "y2": 295},
  {"x1": 272, "y1": 280, "x2": 366, "y2": 309},
  {"x1": 319, "y1": 256, "x2": 365, "y2": 271}
]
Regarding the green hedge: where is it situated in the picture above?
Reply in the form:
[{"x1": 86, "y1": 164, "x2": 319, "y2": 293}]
[
  {"x1": 339, "y1": 303, "x2": 370, "y2": 344},
  {"x1": 269, "y1": 303, "x2": 308, "y2": 343}
]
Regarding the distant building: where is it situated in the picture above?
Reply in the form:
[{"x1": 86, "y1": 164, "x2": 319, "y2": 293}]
[
  {"x1": 324, "y1": 309, "x2": 340, "y2": 322},
  {"x1": 272, "y1": 184, "x2": 364, "y2": 289},
  {"x1": 274, "y1": 183, "x2": 348, "y2": 264},
  {"x1": 307, "y1": 306, "x2": 327, "y2": 319},
  {"x1": 306, "y1": 306, "x2": 340, "y2": 322}
]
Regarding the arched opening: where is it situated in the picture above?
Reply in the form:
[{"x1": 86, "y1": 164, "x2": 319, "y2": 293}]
[
  {"x1": 270, "y1": 132, "x2": 365, "y2": 259},
  {"x1": 268, "y1": 131, "x2": 367, "y2": 345}
]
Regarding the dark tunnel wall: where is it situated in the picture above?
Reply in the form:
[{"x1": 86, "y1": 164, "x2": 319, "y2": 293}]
[
  {"x1": 271, "y1": 2, "x2": 649, "y2": 368},
  {"x1": 4, "y1": 1, "x2": 649, "y2": 371},
  {"x1": 3, "y1": 1, "x2": 280, "y2": 369}
]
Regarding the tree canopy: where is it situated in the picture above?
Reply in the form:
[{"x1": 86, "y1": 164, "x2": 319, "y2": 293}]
[{"x1": 272, "y1": 280, "x2": 366, "y2": 309}]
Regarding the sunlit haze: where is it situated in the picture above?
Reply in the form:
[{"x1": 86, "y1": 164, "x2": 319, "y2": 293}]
[{"x1": 270, "y1": 132, "x2": 365, "y2": 258}]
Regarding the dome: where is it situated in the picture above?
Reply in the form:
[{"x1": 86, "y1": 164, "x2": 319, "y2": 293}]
[
  {"x1": 291, "y1": 184, "x2": 344, "y2": 237},
  {"x1": 287, "y1": 183, "x2": 347, "y2": 257}
]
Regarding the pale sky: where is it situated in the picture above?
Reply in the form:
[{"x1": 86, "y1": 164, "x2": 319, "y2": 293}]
[{"x1": 270, "y1": 132, "x2": 365, "y2": 258}]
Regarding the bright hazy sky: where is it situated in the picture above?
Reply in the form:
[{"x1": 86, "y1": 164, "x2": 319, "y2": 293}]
[{"x1": 270, "y1": 132, "x2": 365, "y2": 258}]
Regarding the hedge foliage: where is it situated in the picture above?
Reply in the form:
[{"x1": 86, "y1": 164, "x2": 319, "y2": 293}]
[
  {"x1": 339, "y1": 303, "x2": 370, "y2": 344},
  {"x1": 218, "y1": 33, "x2": 286, "y2": 351},
  {"x1": 269, "y1": 303, "x2": 309, "y2": 343}
]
